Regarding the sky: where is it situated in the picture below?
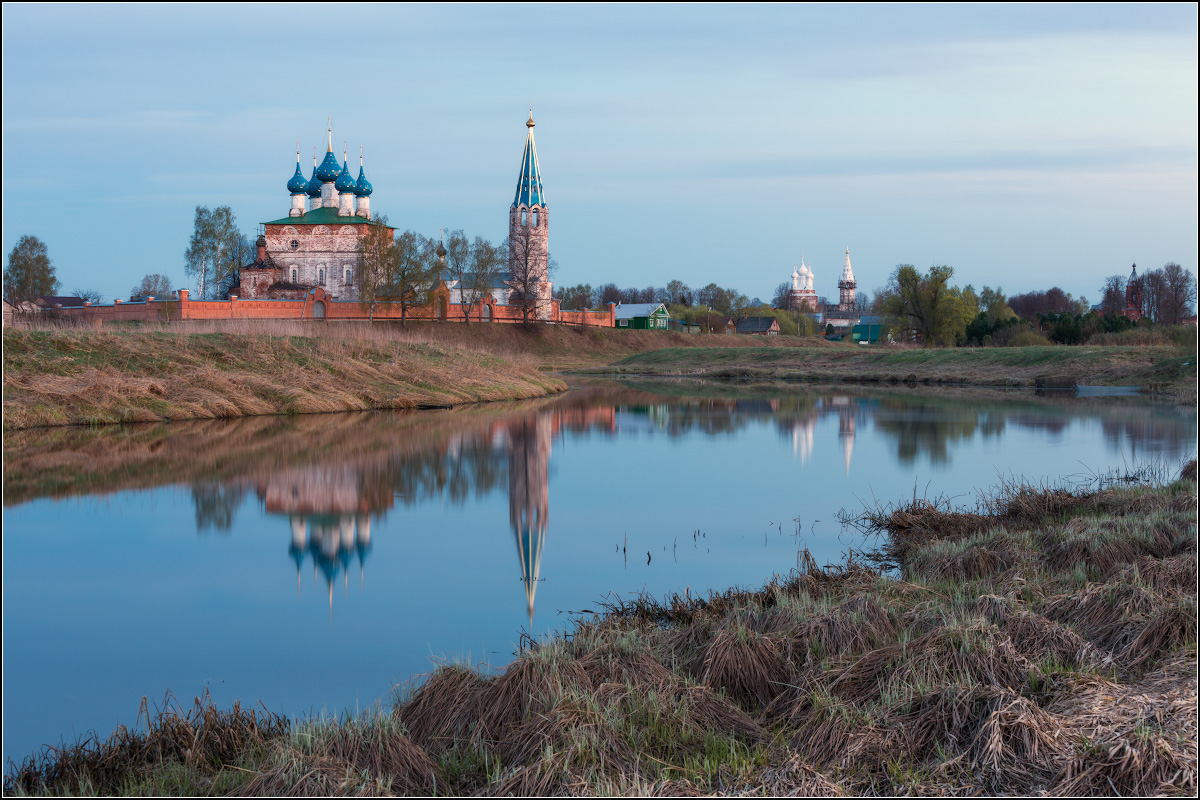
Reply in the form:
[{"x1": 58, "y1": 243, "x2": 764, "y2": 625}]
[{"x1": 2, "y1": 3, "x2": 1196, "y2": 305}]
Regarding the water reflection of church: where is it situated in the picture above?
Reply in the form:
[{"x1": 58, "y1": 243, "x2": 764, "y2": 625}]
[
  {"x1": 253, "y1": 465, "x2": 392, "y2": 614},
  {"x1": 238, "y1": 402, "x2": 615, "y2": 620},
  {"x1": 775, "y1": 396, "x2": 869, "y2": 475}
]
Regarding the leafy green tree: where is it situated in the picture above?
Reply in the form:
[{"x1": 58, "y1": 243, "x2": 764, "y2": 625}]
[
  {"x1": 4, "y1": 235, "x2": 59, "y2": 304},
  {"x1": 389, "y1": 230, "x2": 440, "y2": 327},
  {"x1": 183, "y1": 206, "x2": 243, "y2": 299},
  {"x1": 557, "y1": 283, "x2": 595, "y2": 310},
  {"x1": 880, "y1": 264, "x2": 972, "y2": 346}
]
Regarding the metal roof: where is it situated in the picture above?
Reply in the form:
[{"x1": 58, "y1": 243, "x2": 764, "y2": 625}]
[
  {"x1": 512, "y1": 113, "x2": 546, "y2": 208},
  {"x1": 736, "y1": 316, "x2": 779, "y2": 333},
  {"x1": 263, "y1": 207, "x2": 386, "y2": 226},
  {"x1": 614, "y1": 302, "x2": 668, "y2": 320}
]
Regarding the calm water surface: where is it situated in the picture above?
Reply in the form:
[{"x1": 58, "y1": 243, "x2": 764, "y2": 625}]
[{"x1": 3, "y1": 378, "x2": 1196, "y2": 764}]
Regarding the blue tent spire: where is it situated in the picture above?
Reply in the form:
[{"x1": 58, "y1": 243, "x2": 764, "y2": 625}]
[{"x1": 512, "y1": 109, "x2": 545, "y2": 208}]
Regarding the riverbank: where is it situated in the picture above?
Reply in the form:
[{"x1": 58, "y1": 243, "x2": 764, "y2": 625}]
[
  {"x1": 7, "y1": 324, "x2": 1193, "y2": 429},
  {"x1": 602, "y1": 344, "x2": 1198, "y2": 401},
  {"x1": 2, "y1": 328, "x2": 567, "y2": 430},
  {"x1": 8, "y1": 461, "x2": 1195, "y2": 796}
]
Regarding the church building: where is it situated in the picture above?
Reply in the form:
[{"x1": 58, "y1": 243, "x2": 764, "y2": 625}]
[
  {"x1": 786, "y1": 258, "x2": 818, "y2": 311},
  {"x1": 240, "y1": 120, "x2": 390, "y2": 302}
]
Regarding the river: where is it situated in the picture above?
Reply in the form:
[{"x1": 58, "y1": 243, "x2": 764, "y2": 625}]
[{"x1": 3, "y1": 378, "x2": 1195, "y2": 765}]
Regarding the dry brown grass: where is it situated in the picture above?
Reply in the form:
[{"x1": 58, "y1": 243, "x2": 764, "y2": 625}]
[{"x1": 3, "y1": 327, "x2": 566, "y2": 429}]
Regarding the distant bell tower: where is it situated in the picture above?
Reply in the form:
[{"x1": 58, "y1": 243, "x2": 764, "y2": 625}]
[
  {"x1": 508, "y1": 109, "x2": 551, "y2": 319},
  {"x1": 1124, "y1": 263, "x2": 1143, "y2": 322},
  {"x1": 838, "y1": 247, "x2": 856, "y2": 312}
]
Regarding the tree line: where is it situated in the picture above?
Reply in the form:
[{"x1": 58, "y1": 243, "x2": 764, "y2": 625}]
[
  {"x1": 356, "y1": 214, "x2": 555, "y2": 326},
  {"x1": 872, "y1": 262, "x2": 1196, "y2": 347}
]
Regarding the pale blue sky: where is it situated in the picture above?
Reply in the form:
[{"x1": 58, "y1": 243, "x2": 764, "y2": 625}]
[{"x1": 2, "y1": 3, "x2": 1196, "y2": 304}]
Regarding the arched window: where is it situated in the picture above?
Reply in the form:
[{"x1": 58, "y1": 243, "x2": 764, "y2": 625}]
[
  {"x1": 318, "y1": 268, "x2": 325, "y2": 285},
  {"x1": 291, "y1": 268, "x2": 298, "y2": 283},
  {"x1": 521, "y1": 208, "x2": 527, "y2": 226},
  {"x1": 344, "y1": 268, "x2": 352, "y2": 284},
  {"x1": 532, "y1": 209, "x2": 539, "y2": 227}
]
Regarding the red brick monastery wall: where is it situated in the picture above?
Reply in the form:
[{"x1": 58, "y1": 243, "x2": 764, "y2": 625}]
[{"x1": 47, "y1": 289, "x2": 616, "y2": 327}]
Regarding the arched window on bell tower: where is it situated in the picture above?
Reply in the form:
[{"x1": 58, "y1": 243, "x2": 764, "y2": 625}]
[
  {"x1": 532, "y1": 208, "x2": 539, "y2": 227},
  {"x1": 521, "y1": 208, "x2": 528, "y2": 226}
]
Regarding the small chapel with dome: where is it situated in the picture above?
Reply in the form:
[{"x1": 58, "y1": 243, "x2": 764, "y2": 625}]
[{"x1": 239, "y1": 119, "x2": 391, "y2": 302}]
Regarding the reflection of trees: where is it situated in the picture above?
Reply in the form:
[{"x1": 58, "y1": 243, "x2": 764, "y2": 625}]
[
  {"x1": 871, "y1": 403, "x2": 991, "y2": 465},
  {"x1": 1101, "y1": 416, "x2": 1196, "y2": 462},
  {"x1": 191, "y1": 484, "x2": 246, "y2": 533},
  {"x1": 6, "y1": 380, "x2": 1195, "y2": 614}
]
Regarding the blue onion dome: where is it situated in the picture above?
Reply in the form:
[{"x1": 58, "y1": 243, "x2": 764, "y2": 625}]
[
  {"x1": 316, "y1": 149, "x2": 342, "y2": 182},
  {"x1": 354, "y1": 166, "x2": 373, "y2": 197},
  {"x1": 306, "y1": 166, "x2": 321, "y2": 197},
  {"x1": 287, "y1": 162, "x2": 309, "y2": 194},
  {"x1": 335, "y1": 160, "x2": 357, "y2": 192}
]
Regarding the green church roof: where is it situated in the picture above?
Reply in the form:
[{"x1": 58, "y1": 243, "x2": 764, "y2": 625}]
[{"x1": 263, "y1": 207, "x2": 391, "y2": 226}]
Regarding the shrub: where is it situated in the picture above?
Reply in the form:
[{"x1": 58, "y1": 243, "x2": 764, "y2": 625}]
[{"x1": 1006, "y1": 330, "x2": 1050, "y2": 347}]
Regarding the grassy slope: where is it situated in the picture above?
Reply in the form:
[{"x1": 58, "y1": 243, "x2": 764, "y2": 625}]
[
  {"x1": 2, "y1": 329, "x2": 566, "y2": 430},
  {"x1": 608, "y1": 344, "x2": 1198, "y2": 398},
  {"x1": 8, "y1": 463, "x2": 1195, "y2": 796}
]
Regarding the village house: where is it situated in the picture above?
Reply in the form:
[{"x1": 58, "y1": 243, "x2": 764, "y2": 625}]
[
  {"x1": 614, "y1": 302, "x2": 670, "y2": 329},
  {"x1": 736, "y1": 316, "x2": 780, "y2": 336}
]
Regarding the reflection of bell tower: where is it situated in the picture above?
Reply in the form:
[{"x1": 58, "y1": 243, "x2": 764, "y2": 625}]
[
  {"x1": 508, "y1": 412, "x2": 552, "y2": 623},
  {"x1": 831, "y1": 396, "x2": 857, "y2": 476}
]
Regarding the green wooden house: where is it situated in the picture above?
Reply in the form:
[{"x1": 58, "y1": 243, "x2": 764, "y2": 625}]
[{"x1": 614, "y1": 302, "x2": 671, "y2": 330}]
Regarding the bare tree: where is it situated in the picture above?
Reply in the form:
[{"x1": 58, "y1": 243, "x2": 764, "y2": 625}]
[
  {"x1": 1160, "y1": 262, "x2": 1197, "y2": 324},
  {"x1": 772, "y1": 282, "x2": 791, "y2": 309},
  {"x1": 598, "y1": 283, "x2": 622, "y2": 306},
  {"x1": 355, "y1": 215, "x2": 395, "y2": 322},
  {"x1": 665, "y1": 279, "x2": 693, "y2": 306},
  {"x1": 71, "y1": 287, "x2": 104, "y2": 304},
  {"x1": 1099, "y1": 274, "x2": 1126, "y2": 316},
  {"x1": 506, "y1": 223, "x2": 556, "y2": 327},
  {"x1": 445, "y1": 230, "x2": 505, "y2": 324},
  {"x1": 130, "y1": 274, "x2": 174, "y2": 302}
]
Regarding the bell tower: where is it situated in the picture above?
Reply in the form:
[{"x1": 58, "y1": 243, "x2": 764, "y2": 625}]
[
  {"x1": 838, "y1": 247, "x2": 856, "y2": 312},
  {"x1": 508, "y1": 109, "x2": 551, "y2": 319}
]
